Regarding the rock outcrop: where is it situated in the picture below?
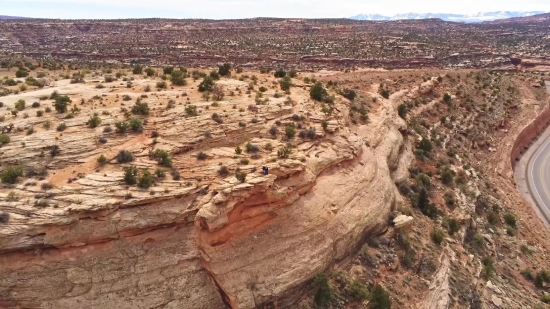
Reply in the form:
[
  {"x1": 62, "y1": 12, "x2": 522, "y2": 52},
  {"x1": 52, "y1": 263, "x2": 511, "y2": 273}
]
[{"x1": 0, "y1": 73, "x2": 409, "y2": 308}]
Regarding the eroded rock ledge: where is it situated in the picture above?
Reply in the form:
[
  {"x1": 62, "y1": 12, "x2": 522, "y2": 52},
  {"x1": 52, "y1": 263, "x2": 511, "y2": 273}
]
[{"x1": 0, "y1": 77, "x2": 409, "y2": 308}]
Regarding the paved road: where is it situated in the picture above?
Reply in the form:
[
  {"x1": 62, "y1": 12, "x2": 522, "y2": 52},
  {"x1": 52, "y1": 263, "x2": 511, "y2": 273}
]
[{"x1": 526, "y1": 81, "x2": 550, "y2": 224}]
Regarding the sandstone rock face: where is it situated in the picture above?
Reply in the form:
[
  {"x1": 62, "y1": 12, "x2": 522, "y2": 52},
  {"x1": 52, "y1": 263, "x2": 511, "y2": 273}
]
[{"x1": 0, "y1": 75, "x2": 409, "y2": 308}]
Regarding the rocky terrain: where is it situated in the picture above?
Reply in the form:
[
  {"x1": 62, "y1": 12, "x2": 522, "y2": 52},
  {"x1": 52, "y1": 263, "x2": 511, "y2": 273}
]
[
  {"x1": 0, "y1": 14, "x2": 550, "y2": 71},
  {"x1": 1, "y1": 59, "x2": 550, "y2": 309}
]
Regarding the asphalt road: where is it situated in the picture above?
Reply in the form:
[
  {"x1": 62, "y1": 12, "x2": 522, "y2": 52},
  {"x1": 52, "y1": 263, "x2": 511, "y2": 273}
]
[{"x1": 526, "y1": 81, "x2": 550, "y2": 224}]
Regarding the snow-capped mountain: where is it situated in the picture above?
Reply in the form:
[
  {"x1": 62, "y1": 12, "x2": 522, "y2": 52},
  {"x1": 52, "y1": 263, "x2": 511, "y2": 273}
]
[{"x1": 350, "y1": 11, "x2": 546, "y2": 23}]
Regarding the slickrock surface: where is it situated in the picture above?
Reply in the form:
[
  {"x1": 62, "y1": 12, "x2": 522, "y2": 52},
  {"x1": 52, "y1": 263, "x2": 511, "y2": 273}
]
[{"x1": 0, "y1": 70, "x2": 409, "y2": 308}]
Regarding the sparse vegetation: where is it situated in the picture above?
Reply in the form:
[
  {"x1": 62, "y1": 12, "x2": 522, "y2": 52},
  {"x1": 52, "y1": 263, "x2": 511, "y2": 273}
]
[{"x1": 117, "y1": 150, "x2": 134, "y2": 163}]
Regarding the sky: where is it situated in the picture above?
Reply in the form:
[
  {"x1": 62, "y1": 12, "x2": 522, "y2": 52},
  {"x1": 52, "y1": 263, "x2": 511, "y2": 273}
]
[{"x1": 1, "y1": 0, "x2": 550, "y2": 19}]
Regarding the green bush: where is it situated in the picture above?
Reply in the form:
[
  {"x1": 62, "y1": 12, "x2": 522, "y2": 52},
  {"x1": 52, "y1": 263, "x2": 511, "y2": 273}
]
[
  {"x1": 503, "y1": 213, "x2": 517, "y2": 228},
  {"x1": 115, "y1": 121, "x2": 129, "y2": 133},
  {"x1": 129, "y1": 118, "x2": 143, "y2": 132},
  {"x1": 285, "y1": 125, "x2": 296, "y2": 139},
  {"x1": 430, "y1": 228, "x2": 445, "y2": 245},
  {"x1": 88, "y1": 115, "x2": 101, "y2": 128},
  {"x1": 199, "y1": 77, "x2": 214, "y2": 92},
  {"x1": 278, "y1": 146, "x2": 292, "y2": 158},
  {"x1": 349, "y1": 280, "x2": 369, "y2": 301},
  {"x1": 310, "y1": 82, "x2": 328, "y2": 101},
  {"x1": 217, "y1": 166, "x2": 229, "y2": 177},
  {"x1": 132, "y1": 65, "x2": 143, "y2": 74},
  {"x1": 185, "y1": 105, "x2": 198, "y2": 116},
  {"x1": 155, "y1": 168, "x2": 166, "y2": 178},
  {"x1": 235, "y1": 171, "x2": 247, "y2": 182},
  {"x1": 279, "y1": 76, "x2": 292, "y2": 91},
  {"x1": 481, "y1": 256, "x2": 494, "y2": 279},
  {"x1": 138, "y1": 170, "x2": 154, "y2": 189},
  {"x1": 313, "y1": 273, "x2": 334, "y2": 308},
  {"x1": 0, "y1": 166, "x2": 23, "y2": 184},
  {"x1": 131, "y1": 101, "x2": 150, "y2": 115},
  {"x1": 123, "y1": 166, "x2": 138, "y2": 185},
  {"x1": 342, "y1": 88, "x2": 356, "y2": 101},
  {"x1": 369, "y1": 284, "x2": 391, "y2": 309},
  {"x1": 144, "y1": 67, "x2": 155, "y2": 76},
  {"x1": 0, "y1": 134, "x2": 9, "y2": 145},
  {"x1": 16, "y1": 69, "x2": 29, "y2": 78},
  {"x1": 487, "y1": 211, "x2": 499, "y2": 225},
  {"x1": 447, "y1": 219, "x2": 460, "y2": 235},
  {"x1": 97, "y1": 154, "x2": 107, "y2": 164},
  {"x1": 54, "y1": 95, "x2": 71, "y2": 113},
  {"x1": 14, "y1": 99, "x2": 25, "y2": 111},
  {"x1": 521, "y1": 269, "x2": 534, "y2": 281},
  {"x1": 274, "y1": 68, "x2": 286, "y2": 78},
  {"x1": 152, "y1": 149, "x2": 172, "y2": 167},
  {"x1": 235, "y1": 146, "x2": 242, "y2": 154},
  {"x1": 171, "y1": 70, "x2": 186, "y2": 85},
  {"x1": 218, "y1": 63, "x2": 231, "y2": 76}
]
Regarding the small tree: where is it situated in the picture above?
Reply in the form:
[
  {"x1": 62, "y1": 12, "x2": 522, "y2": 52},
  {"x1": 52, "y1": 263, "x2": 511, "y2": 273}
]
[
  {"x1": 117, "y1": 150, "x2": 134, "y2": 163},
  {"x1": 342, "y1": 88, "x2": 357, "y2": 101},
  {"x1": 212, "y1": 84, "x2": 224, "y2": 101},
  {"x1": 235, "y1": 171, "x2": 247, "y2": 182},
  {"x1": 171, "y1": 70, "x2": 186, "y2": 85},
  {"x1": 369, "y1": 284, "x2": 391, "y2": 309},
  {"x1": 163, "y1": 66, "x2": 174, "y2": 75},
  {"x1": 0, "y1": 166, "x2": 23, "y2": 184},
  {"x1": 198, "y1": 76, "x2": 214, "y2": 92},
  {"x1": 14, "y1": 99, "x2": 25, "y2": 111},
  {"x1": 88, "y1": 115, "x2": 101, "y2": 128},
  {"x1": 313, "y1": 273, "x2": 334, "y2": 308},
  {"x1": 54, "y1": 95, "x2": 71, "y2": 113},
  {"x1": 144, "y1": 67, "x2": 155, "y2": 76},
  {"x1": 285, "y1": 125, "x2": 296, "y2": 139},
  {"x1": 280, "y1": 76, "x2": 292, "y2": 91},
  {"x1": 310, "y1": 82, "x2": 328, "y2": 101},
  {"x1": 152, "y1": 149, "x2": 172, "y2": 167},
  {"x1": 132, "y1": 65, "x2": 143, "y2": 74},
  {"x1": 123, "y1": 166, "x2": 138, "y2": 185},
  {"x1": 131, "y1": 101, "x2": 150, "y2": 115},
  {"x1": 97, "y1": 154, "x2": 107, "y2": 164},
  {"x1": 129, "y1": 118, "x2": 143, "y2": 132},
  {"x1": 274, "y1": 68, "x2": 286, "y2": 78},
  {"x1": 218, "y1": 63, "x2": 231, "y2": 76},
  {"x1": 138, "y1": 170, "x2": 154, "y2": 189}
]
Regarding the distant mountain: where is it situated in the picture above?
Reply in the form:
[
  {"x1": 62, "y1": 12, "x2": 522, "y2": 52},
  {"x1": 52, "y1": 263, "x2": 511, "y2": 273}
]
[
  {"x1": 350, "y1": 11, "x2": 547, "y2": 23},
  {"x1": 0, "y1": 15, "x2": 30, "y2": 20}
]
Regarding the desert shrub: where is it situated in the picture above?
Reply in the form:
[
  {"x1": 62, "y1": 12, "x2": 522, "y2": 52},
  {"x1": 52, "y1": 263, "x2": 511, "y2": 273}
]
[
  {"x1": 104, "y1": 75, "x2": 116, "y2": 82},
  {"x1": 447, "y1": 219, "x2": 460, "y2": 235},
  {"x1": 36, "y1": 110, "x2": 43, "y2": 117},
  {"x1": 99, "y1": 137, "x2": 108, "y2": 144},
  {"x1": 443, "y1": 93, "x2": 452, "y2": 104},
  {"x1": 97, "y1": 154, "x2": 107, "y2": 164},
  {"x1": 288, "y1": 70, "x2": 297, "y2": 78},
  {"x1": 0, "y1": 212, "x2": 9, "y2": 224},
  {"x1": 279, "y1": 76, "x2": 292, "y2": 91},
  {"x1": 299, "y1": 127, "x2": 316, "y2": 139},
  {"x1": 259, "y1": 86, "x2": 267, "y2": 92},
  {"x1": 430, "y1": 228, "x2": 445, "y2": 245},
  {"x1": 0, "y1": 166, "x2": 23, "y2": 184},
  {"x1": 342, "y1": 88, "x2": 357, "y2": 101},
  {"x1": 269, "y1": 125, "x2": 278, "y2": 137},
  {"x1": 49, "y1": 145, "x2": 60, "y2": 156},
  {"x1": 238, "y1": 121, "x2": 246, "y2": 128},
  {"x1": 14, "y1": 99, "x2": 25, "y2": 111},
  {"x1": 185, "y1": 105, "x2": 198, "y2": 116},
  {"x1": 506, "y1": 226, "x2": 516, "y2": 236},
  {"x1": 240, "y1": 158, "x2": 249, "y2": 165},
  {"x1": 88, "y1": 115, "x2": 101, "y2": 128},
  {"x1": 31, "y1": 101, "x2": 40, "y2": 108},
  {"x1": 54, "y1": 95, "x2": 71, "y2": 113},
  {"x1": 369, "y1": 284, "x2": 391, "y2": 309},
  {"x1": 313, "y1": 273, "x2": 335, "y2": 308},
  {"x1": 504, "y1": 213, "x2": 517, "y2": 228},
  {"x1": 56, "y1": 122, "x2": 67, "y2": 131},
  {"x1": 481, "y1": 256, "x2": 494, "y2": 279},
  {"x1": 218, "y1": 63, "x2": 231, "y2": 76},
  {"x1": 521, "y1": 269, "x2": 534, "y2": 281},
  {"x1": 274, "y1": 69, "x2": 286, "y2": 78},
  {"x1": 418, "y1": 138, "x2": 433, "y2": 153},
  {"x1": 117, "y1": 150, "x2": 134, "y2": 163},
  {"x1": 138, "y1": 170, "x2": 154, "y2": 189},
  {"x1": 310, "y1": 82, "x2": 328, "y2": 101},
  {"x1": 129, "y1": 118, "x2": 143, "y2": 132},
  {"x1": 277, "y1": 146, "x2": 292, "y2": 158},
  {"x1": 171, "y1": 169, "x2": 181, "y2": 180},
  {"x1": 246, "y1": 142, "x2": 260, "y2": 153},
  {"x1": 104, "y1": 126, "x2": 113, "y2": 133},
  {"x1": 380, "y1": 89, "x2": 390, "y2": 99},
  {"x1": 235, "y1": 171, "x2": 247, "y2": 182},
  {"x1": 131, "y1": 101, "x2": 149, "y2": 115},
  {"x1": 217, "y1": 165, "x2": 229, "y2": 177},
  {"x1": 16, "y1": 69, "x2": 29, "y2": 78},
  {"x1": 487, "y1": 211, "x2": 499, "y2": 225},
  {"x1": 151, "y1": 131, "x2": 159, "y2": 138},
  {"x1": 285, "y1": 125, "x2": 296, "y2": 139},
  {"x1": 349, "y1": 280, "x2": 369, "y2": 301},
  {"x1": 197, "y1": 151, "x2": 208, "y2": 160},
  {"x1": 155, "y1": 168, "x2": 166, "y2": 178},
  {"x1": 0, "y1": 134, "x2": 10, "y2": 145},
  {"x1": 198, "y1": 76, "x2": 214, "y2": 92},
  {"x1": 115, "y1": 121, "x2": 129, "y2": 133},
  {"x1": 171, "y1": 70, "x2": 187, "y2": 85},
  {"x1": 132, "y1": 65, "x2": 143, "y2": 74},
  {"x1": 152, "y1": 149, "x2": 172, "y2": 167},
  {"x1": 156, "y1": 81, "x2": 167, "y2": 89},
  {"x1": 440, "y1": 169, "x2": 454, "y2": 185},
  {"x1": 123, "y1": 166, "x2": 138, "y2": 185}
]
